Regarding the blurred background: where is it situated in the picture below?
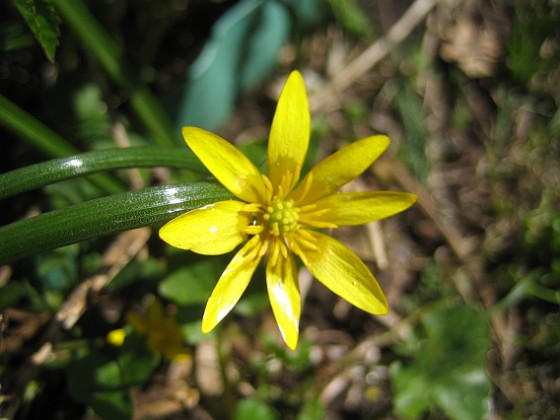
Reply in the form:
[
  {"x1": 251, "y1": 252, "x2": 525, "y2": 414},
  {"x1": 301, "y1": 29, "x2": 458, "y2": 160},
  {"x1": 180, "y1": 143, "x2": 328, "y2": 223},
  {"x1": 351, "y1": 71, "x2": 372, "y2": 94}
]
[{"x1": 1, "y1": 0, "x2": 559, "y2": 418}]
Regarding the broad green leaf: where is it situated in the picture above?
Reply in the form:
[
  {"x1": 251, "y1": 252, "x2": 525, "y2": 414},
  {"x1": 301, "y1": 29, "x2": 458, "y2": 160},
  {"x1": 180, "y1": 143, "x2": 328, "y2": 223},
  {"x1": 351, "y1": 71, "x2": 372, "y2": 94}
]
[
  {"x1": 65, "y1": 335, "x2": 157, "y2": 420},
  {"x1": 118, "y1": 333, "x2": 161, "y2": 385},
  {"x1": 159, "y1": 258, "x2": 225, "y2": 306},
  {"x1": 390, "y1": 304, "x2": 491, "y2": 420},
  {"x1": 65, "y1": 351, "x2": 134, "y2": 419},
  {"x1": 235, "y1": 397, "x2": 278, "y2": 420},
  {"x1": 14, "y1": 0, "x2": 61, "y2": 61},
  {"x1": 0, "y1": 182, "x2": 232, "y2": 263}
]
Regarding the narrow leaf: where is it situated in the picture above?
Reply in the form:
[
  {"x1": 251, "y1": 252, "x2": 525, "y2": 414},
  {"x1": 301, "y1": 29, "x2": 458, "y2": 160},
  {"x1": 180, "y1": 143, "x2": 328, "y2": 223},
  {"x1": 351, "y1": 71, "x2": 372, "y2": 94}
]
[
  {"x1": 0, "y1": 95, "x2": 122, "y2": 194},
  {"x1": 0, "y1": 147, "x2": 204, "y2": 200},
  {"x1": 0, "y1": 182, "x2": 232, "y2": 263}
]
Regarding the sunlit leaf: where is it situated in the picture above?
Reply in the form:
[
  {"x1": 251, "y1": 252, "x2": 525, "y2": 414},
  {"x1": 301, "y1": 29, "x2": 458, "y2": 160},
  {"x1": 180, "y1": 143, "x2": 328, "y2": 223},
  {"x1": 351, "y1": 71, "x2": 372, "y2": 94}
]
[
  {"x1": 0, "y1": 182, "x2": 232, "y2": 263},
  {"x1": 159, "y1": 257, "x2": 226, "y2": 306}
]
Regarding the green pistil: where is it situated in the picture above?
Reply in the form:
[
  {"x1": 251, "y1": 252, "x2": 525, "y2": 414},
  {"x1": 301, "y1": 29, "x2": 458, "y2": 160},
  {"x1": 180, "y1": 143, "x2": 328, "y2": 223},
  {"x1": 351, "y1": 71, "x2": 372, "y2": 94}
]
[{"x1": 264, "y1": 200, "x2": 299, "y2": 236}]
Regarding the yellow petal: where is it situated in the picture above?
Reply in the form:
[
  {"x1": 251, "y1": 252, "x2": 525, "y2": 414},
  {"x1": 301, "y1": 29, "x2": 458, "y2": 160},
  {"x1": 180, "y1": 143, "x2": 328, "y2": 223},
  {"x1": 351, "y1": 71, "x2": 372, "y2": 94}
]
[
  {"x1": 183, "y1": 127, "x2": 267, "y2": 203},
  {"x1": 202, "y1": 235, "x2": 264, "y2": 333},
  {"x1": 106, "y1": 329, "x2": 126, "y2": 347},
  {"x1": 292, "y1": 135, "x2": 390, "y2": 204},
  {"x1": 159, "y1": 201, "x2": 247, "y2": 255},
  {"x1": 268, "y1": 71, "x2": 310, "y2": 196},
  {"x1": 266, "y1": 251, "x2": 301, "y2": 349},
  {"x1": 296, "y1": 231, "x2": 388, "y2": 314},
  {"x1": 301, "y1": 191, "x2": 417, "y2": 227}
]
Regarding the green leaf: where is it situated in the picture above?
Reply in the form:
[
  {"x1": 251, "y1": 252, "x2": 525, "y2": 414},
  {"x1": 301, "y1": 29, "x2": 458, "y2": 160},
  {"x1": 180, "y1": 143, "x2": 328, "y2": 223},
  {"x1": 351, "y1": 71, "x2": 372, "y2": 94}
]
[
  {"x1": 0, "y1": 147, "x2": 204, "y2": 200},
  {"x1": 507, "y1": 7, "x2": 556, "y2": 85},
  {"x1": 118, "y1": 333, "x2": 161, "y2": 386},
  {"x1": 395, "y1": 81, "x2": 431, "y2": 181},
  {"x1": 14, "y1": 0, "x2": 61, "y2": 61},
  {"x1": 390, "y1": 304, "x2": 491, "y2": 420},
  {"x1": 159, "y1": 258, "x2": 225, "y2": 306},
  {"x1": 64, "y1": 334, "x2": 158, "y2": 419},
  {"x1": 66, "y1": 350, "x2": 134, "y2": 419},
  {"x1": 0, "y1": 95, "x2": 123, "y2": 195},
  {"x1": 235, "y1": 397, "x2": 278, "y2": 420},
  {"x1": 53, "y1": 0, "x2": 177, "y2": 146},
  {"x1": 0, "y1": 282, "x2": 30, "y2": 312},
  {"x1": 0, "y1": 182, "x2": 232, "y2": 263},
  {"x1": 325, "y1": 0, "x2": 373, "y2": 37}
]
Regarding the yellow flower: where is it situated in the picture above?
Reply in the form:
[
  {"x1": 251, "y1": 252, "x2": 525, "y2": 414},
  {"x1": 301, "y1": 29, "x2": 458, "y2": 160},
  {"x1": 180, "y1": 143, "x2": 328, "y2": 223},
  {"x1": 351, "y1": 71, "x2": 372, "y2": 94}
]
[
  {"x1": 126, "y1": 297, "x2": 189, "y2": 360},
  {"x1": 160, "y1": 71, "x2": 417, "y2": 349}
]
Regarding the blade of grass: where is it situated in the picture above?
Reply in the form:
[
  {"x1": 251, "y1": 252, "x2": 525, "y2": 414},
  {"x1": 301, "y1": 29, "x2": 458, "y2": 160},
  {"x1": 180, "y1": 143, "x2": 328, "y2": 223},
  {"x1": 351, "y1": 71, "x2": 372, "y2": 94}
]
[
  {"x1": 0, "y1": 182, "x2": 232, "y2": 263},
  {"x1": 53, "y1": 0, "x2": 177, "y2": 147},
  {"x1": 0, "y1": 95, "x2": 123, "y2": 194},
  {"x1": 0, "y1": 95, "x2": 78, "y2": 157},
  {"x1": 0, "y1": 147, "x2": 205, "y2": 200}
]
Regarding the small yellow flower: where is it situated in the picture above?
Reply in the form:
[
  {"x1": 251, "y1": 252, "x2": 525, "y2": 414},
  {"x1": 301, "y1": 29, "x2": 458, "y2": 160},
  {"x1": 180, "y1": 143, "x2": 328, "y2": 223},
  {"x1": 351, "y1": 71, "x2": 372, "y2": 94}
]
[
  {"x1": 160, "y1": 71, "x2": 417, "y2": 349},
  {"x1": 126, "y1": 297, "x2": 188, "y2": 360}
]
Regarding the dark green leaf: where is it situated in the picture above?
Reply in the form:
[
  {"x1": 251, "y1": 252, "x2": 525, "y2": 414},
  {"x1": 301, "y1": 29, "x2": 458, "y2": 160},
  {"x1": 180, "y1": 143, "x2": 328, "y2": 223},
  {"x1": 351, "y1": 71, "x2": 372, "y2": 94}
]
[
  {"x1": 0, "y1": 282, "x2": 29, "y2": 312},
  {"x1": 0, "y1": 147, "x2": 204, "y2": 200},
  {"x1": 0, "y1": 182, "x2": 232, "y2": 263},
  {"x1": 66, "y1": 350, "x2": 134, "y2": 419},
  {"x1": 118, "y1": 333, "x2": 160, "y2": 386},
  {"x1": 14, "y1": 0, "x2": 61, "y2": 61},
  {"x1": 0, "y1": 95, "x2": 122, "y2": 194}
]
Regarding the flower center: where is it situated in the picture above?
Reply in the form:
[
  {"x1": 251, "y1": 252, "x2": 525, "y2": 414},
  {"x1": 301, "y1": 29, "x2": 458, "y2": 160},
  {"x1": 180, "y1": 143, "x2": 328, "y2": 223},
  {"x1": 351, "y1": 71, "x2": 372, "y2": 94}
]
[{"x1": 264, "y1": 200, "x2": 299, "y2": 236}]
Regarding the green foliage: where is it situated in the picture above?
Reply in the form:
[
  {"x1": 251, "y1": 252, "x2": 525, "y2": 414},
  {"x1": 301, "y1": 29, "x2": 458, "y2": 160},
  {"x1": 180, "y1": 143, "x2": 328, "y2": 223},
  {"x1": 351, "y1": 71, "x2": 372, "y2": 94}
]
[
  {"x1": 65, "y1": 334, "x2": 159, "y2": 419},
  {"x1": 235, "y1": 397, "x2": 279, "y2": 420},
  {"x1": 296, "y1": 397, "x2": 325, "y2": 420},
  {"x1": 390, "y1": 304, "x2": 491, "y2": 420},
  {"x1": 0, "y1": 147, "x2": 203, "y2": 200},
  {"x1": 395, "y1": 79, "x2": 431, "y2": 181},
  {"x1": 3, "y1": 0, "x2": 557, "y2": 417},
  {"x1": 14, "y1": 0, "x2": 61, "y2": 61},
  {"x1": 507, "y1": 5, "x2": 559, "y2": 85},
  {"x1": 159, "y1": 257, "x2": 225, "y2": 306},
  {"x1": 326, "y1": 0, "x2": 374, "y2": 37},
  {"x1": 0, "y1": 182, "x2": 231, "y2": 263}
]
